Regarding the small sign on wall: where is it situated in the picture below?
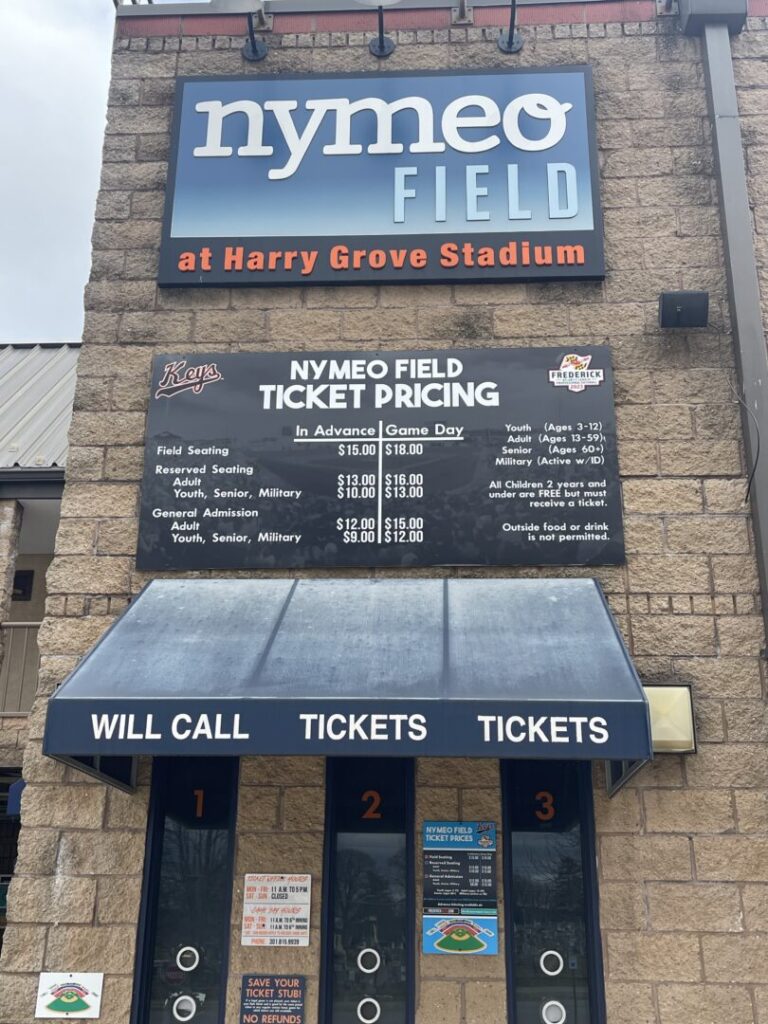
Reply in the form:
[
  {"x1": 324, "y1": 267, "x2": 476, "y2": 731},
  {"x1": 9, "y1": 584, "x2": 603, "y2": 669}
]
[
  {"x1": 422, "y1": 821, "x2": 498, "y2": 955},
  {"x1": 241, "y1": 874, "x2": 311, "y2": 947},
  {"x1": 240, "y1": 975, "x2": 305, "y2": 1024},
  {"x1": 35, "y1": 974, "x2": 104, "y2": 1019}
]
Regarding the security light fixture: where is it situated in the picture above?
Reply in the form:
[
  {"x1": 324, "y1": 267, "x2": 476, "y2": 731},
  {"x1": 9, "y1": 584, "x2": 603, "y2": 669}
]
[
  {"x1": 658, "y1": 290, "x2": 709, "y2": 329},
  {"x1": 645, "y1": 685, "x2": 697, "y2": 754},
  {"x1": 355, "y1": 0, "x2": 402, "y2": 58},
  {"x1": 242, "y1": 4, "x2": 270, "y2": 61},
  {"x1": 498, "y1": 0, "x2": 523, "y2": 52}
]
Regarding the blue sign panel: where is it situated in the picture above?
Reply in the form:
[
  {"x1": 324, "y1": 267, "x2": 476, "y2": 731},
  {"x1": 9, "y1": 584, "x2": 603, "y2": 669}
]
[
  {"x1": 160, "y1": 68, "x2": 604, "y2": 286},
  {"x1": 423, "y1": 821, "x2": 498, "y2": 956}
]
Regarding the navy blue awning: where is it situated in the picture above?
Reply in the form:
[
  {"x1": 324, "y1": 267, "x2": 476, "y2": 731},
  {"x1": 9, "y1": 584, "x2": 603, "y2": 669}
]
[{"x1": 43, "y1": 578, "x2": 651, "y2": 779}]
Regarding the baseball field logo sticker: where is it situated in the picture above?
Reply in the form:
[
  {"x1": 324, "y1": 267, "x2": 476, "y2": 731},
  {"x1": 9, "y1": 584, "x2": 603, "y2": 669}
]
[
  {"x1": 548, "y1": 353, "x2": 604, "y2": 393},
  {"x1": 427, "y1": 918, "x2": 492, "y2": 954},
  {"x1": 35, "y1": 973, "x2": 104, "y2": 1019}
]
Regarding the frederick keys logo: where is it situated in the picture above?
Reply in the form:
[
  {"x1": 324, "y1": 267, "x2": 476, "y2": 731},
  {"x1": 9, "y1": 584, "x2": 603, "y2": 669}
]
[
  {"x1": 155, "y1": 360, "x2": 223, "y2": 399},
  {"x1": 548, "y1": 353, "x2": 604, "y2": 393}
]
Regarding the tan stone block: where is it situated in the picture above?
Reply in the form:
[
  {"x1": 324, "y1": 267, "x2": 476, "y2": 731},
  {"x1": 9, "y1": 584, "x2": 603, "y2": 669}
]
[
  {"x1": 702, "y1": 934, "x2": 768, "y2": 982},
  {"x1": 695, "y1": 698, "x2": 725, "y2": 742},
  {"x1": 416, "y1": 787, "x2": 460, "y2": 821},
  {"x1": 695, "y1": 837, "x2": 768, "y2": 880},
  {"x1": 674, "y1": 657, "x2": 762, "y2": 698},
  {"x1": 712, "y1": 554, "x2": 760, "y2": 593},
  {"x1": 599, "y1": 882, "x2": 646, "y2": 930},
  {"x1": 45, "y1": 925, "x2": 136, "y2": 973},
  {"x1": 282, "y1": 786, "x2": 325, "y2": 832},
  {"x1": 416, "y1": 981, "x2": 462, "y2": 1024},
  {"x1": 630, "y1": 614, "x2": 716, "y2": 656},
  {"x1": 493, "y1": 305, "x2": 568, "y2": 337},
  {"x1": 231, "y1": 288, "x2": 302, "y2": 311},
  {"x1": 735, "y1": 790, "x2": 768, "y2": 833},
  {"x1": 58, "y1": 831, "x2": 145, "y2": 875},
  {"x1": 237, "y1": 786, "x2": 280, "y2": 832},
  {"x1": 97, "y1": 975, "x2": 133, "y2": 1024},
  {"x1": 459, "y1": 788, "x2": 501, "y2": 823},
  {"x1": 627, "y1": 554, "x2": 709, "y2": 592},
  {"x1": 97, "y1": 876, "x2": 143, "y2": 924},
  {"x1": 724, "y1": 700, "x2": 768, "y2": 742},
  {"x1": 652, "y1": 370, "x2": 733, "y2": 404},
  {"x1": 22, "y1": 784, "x2": 106, "y2": 830},
  {"x1": 104, "y1": 447, "x2": 144, "y2": 481},
  {"x1": 666, "y1": 516, "x2": 749, "y2": 554},
  {"x1": 717, "y1": 616, "x2": 765, "y2": 656},
  {"x1": 69, "y1": 412, "x2": 147, "y2": 447},
  {"x1": 304, "y1": 286, "x2": 377, "y2": 309},
  {"x1": 341, "y1": 308, "x2": 418, "y2": 342},
  {"x1": 617, "y1": 404, "x2": 692, "y2": 439},
  {"x1": 8, "y1": 876, "x2": 97, "y2": 925},
  {"x1": 623, "y1": 515, "x2": 664, "y2": 553},
  {"x1": 658, "y1": 440, "x2": 741, "y2": 476},
  {"x1": 593, "y1": 787, "x2": 641, "y2": 833},
  {"x1": 0, "y1": 924, "x2": 47, "y2": 971},
  {"x1": 420, "y1": 309, "x2": 495, "y2": 344},
  {"x1": 13, "y1": 827, "x2": 59, "y2": 874},
  {"x1": 106, "y1": 786, "x2": 149, "y2": 830},
  {"x1": 235, "y1": 832, "x2": 324, "y2": 877},
  {"x1": 463, "y1": 981, "x2": 506, "y2": 1024},
  {"x1": 742, "y1": 884, "x2": 768, "y2": 931},
  {"x1": 47, "y1": 556, "x2": 131, "y2": 596},
  {"x1": 607, "y1": 932, "x2": 702, "y2": 981},
  {"x1": 601, "y1": 835, "x2": 691, "y2": 881},
  {"x1": 657, "y1": 983, "x2": 754, "y2": 1024},
  {"x1": 622, "y1": 479, "x2": 703, "y2": 514},
  {"x1": 66, "y1": 446, "x2": 106, "y2": 481},
  {"x1": 618, "y1": 441, "x2": 660, "y2": 475},
  {"x1": 268, "y1": 310, "x2": 340, "y2": 343},
  {"x1": 55, "y1": 520, "x2": 96, "y2": 555},
  {"x1": 647, "y1": 881, "x2": 742, "y2": 931},
  {"x1": 61, "y1": 484, "x2": 138, "y2": 519},
  {"x1": 417, "y1": 759, "x2": 499, "y2": 788},
  {"x1": 0, "y1": 971, "x2": 40, "y2": 1024},
  {"x1": 240, "y1": 756, "x2": 324, "y2": 787},
  {"x1": 97, "y1": 519, "x2": 139, "y2": 555},
  {"x1": 686, "y1": 745, "x2": 768, "y2": 789},
  {"x1": 643, "y1": 789, "x2": 735, "y2": 833},
  {"x1": 22, "y1": 743, "x2": 67, "y2": 784},
  {"x1": 84, "y1": 280, "x2": 155, "y2": 312},
  {"x1": 605, "y1": 982, "x2": 657, "y2": 1024}
]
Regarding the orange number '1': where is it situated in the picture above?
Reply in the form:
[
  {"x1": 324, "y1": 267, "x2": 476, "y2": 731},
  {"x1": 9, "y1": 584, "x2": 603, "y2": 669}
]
[
  {"x1": 194, "y1": 789, "x2": 204, "y2": 819},
  {"x1": 361, "y1": 790, "x2": 382, "y2": 819},
  {"x1": 535, "y1": 790, "x2": 555, "y2": 822}
]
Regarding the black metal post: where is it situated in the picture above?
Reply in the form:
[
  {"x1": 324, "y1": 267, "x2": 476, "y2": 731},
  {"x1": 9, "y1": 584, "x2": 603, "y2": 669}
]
[
  {"x1": 369, "y1": 4, "x2": 396, "y2": 57},
  {"x1": 498, "y1": 0, "x2": 523, "y2": 52},
  {"x1": 242, "y1": 11, "x2": 268, "y2": 62}
]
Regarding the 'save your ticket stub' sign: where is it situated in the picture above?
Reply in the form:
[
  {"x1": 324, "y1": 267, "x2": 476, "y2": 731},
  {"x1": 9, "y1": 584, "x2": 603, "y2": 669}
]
[
  {"x1": 137, "y1": 347, "x2": 624, "y2": 570},
  {"x1": 160, "y1": 67, "x2": 603, "y2": 286}
]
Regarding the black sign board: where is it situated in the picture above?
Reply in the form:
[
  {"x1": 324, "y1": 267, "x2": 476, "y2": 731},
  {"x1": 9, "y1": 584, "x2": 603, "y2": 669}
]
[
  {"x1": 137, "y1": 347, "x2": 623, "y2": 570},
  {"x1": 240, "y1": 975, "x2": 305, "y2": 1024}
]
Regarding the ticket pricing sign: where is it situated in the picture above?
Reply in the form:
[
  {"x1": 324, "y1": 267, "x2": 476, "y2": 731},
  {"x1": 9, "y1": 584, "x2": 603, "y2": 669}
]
[
  {"x1": 423, "y1": 821, "x2": 498, "y2": 956},
  {"x1": 241, "y1": 874, "x2": 311, "y2": 947},
  {"x1": 240, "y1": 976, "x2": 305, "y2": 1024},
  {"x1": 160, "y1": 68, "x2": 603, "y2": 286},
  {"x1": 137, "y1": 347, "x2": 624, "y2": 570}
]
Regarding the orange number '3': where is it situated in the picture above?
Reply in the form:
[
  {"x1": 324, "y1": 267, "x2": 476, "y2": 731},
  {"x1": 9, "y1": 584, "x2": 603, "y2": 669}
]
[
  {"x1": 535, "y1": 790, "x2": 555, "y2": 822},
  {"x1": 361, "y1": 790, "x2": 382, "y2": 819}
]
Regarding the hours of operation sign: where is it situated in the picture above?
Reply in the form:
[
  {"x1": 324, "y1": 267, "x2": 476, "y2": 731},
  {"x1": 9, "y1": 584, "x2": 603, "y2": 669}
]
[{"x1": 137, "y1": 347, "x2": 624, "y2": 570}]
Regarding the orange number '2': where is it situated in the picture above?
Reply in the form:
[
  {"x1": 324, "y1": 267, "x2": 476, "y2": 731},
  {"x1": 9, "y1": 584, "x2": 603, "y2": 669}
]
[
  {"x1": 194, "y1": 789, "x2": 204, "y2": 819},
  {"x1": 361, "y1": 790, "x2": 382, "y2": 819},
  {"x1": 535, "y1": 790, "x2": 555, "y2": 822}
]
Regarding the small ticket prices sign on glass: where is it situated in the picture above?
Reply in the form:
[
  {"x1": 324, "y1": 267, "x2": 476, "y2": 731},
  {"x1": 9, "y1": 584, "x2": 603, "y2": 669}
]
[
  {"x1": 241, "y1": 874, "x2": 311, "y2": 947},
  {"x1": 423, "y1": 821, "x2": 498, "y2": 956},
  {"x1": 240, "y1": 976, "x2": 305, "y2": 1024}
]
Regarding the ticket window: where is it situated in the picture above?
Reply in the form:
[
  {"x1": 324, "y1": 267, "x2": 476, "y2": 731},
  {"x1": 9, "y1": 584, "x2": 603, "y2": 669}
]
[
  {"x1": 321, "y1": 759, "x2": 414, "y2": 1024},
  {"x1": 132, "y1": 759, "x2": 239, "y2": 1024},
  {"x1": 502, "y1": 761, "x2": 605, "y2": 1024}
]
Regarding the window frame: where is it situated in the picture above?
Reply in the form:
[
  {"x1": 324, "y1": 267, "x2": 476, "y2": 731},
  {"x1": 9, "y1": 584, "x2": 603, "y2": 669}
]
[
  {"x1": 500, "y1": 760, "x2": 606, "y2": 1024},
  {"x1": 320, "y1": 757, "x2": 416, "y2": 1024},
  {"x1": 130, "y1": 757, "x2": 240, "y2": 1024}
]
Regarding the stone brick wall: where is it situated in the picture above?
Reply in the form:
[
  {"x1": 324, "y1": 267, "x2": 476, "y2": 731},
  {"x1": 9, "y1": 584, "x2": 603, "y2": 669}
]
[
  {"x1": 1, "y1": 13, "x2": 768, "y2": 1024},
  {"x1": 0, "y1": 500, "x2": 28, "y2": 767},
  {"x1": 736, "y1": 21, "x2": 768, "y2": 340}
]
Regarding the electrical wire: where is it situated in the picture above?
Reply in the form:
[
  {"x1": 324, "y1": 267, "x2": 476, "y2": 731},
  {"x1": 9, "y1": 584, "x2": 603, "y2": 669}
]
[{"x1": 729, "y1": 380, "x2": 761, "y2": 503}]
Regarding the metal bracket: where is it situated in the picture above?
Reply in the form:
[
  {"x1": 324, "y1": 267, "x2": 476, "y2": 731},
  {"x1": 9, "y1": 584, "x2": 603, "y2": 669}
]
[
  {"x1": 253, "y1": 1, "x2": 273, "y2": 30},
  {"x1": 451, "y1": 2, "x2": 474, "y2": 23},
  {"x1": 655, "y1": 0, "x2": 679, "y2": 16}
]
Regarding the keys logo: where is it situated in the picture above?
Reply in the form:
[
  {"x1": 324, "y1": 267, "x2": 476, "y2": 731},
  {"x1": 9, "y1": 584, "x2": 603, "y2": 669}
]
[{"x1": 548, "y1": 353, "x2": 604, "y2": 393}]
